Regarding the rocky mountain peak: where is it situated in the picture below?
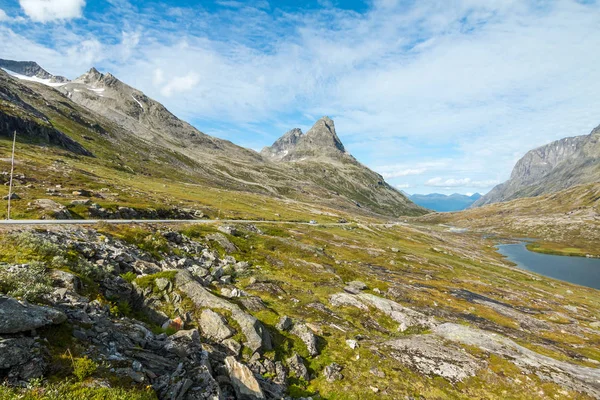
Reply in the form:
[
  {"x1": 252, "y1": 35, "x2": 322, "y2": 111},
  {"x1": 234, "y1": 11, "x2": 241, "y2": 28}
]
[
  {"x1": 262, "y1": 117, "x2": 348, "y2": 162},
  {"x1": 304, "y1": 116, "x2": 345, "y2": 153}
]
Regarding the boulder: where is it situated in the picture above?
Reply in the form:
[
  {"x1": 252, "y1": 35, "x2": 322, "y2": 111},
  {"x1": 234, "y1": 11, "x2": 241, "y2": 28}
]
[
  {"x1": 329, "y1": 292, "x2": 368, "y2": 311},
  {"x1": 225, "y1": 356, "x2": 265, "y2": 399},
  {"x1": 286, "y1": 353, "x2": 309, "y2": 381},
  {"x1": 0, "y1": 296, "x2": 66, "y2": 334},
  {"x1": 0, "y1": 337, "x2": 47, "y2": 382},
  {"x1": 176, "y1": 271, "x2": 271, "y2": 353},
  {"x1": 276, "y1": 316, "x2": 293, "y2": 331},
  {"x1": 200, "y1": 309, "x2": 234, "y2": 342},
  {"x1": 323, "y1": 363, "x2": 343, "y2": 382},
  {"x1": 290, "y1": 323, "x2": 319, "y2": 356}
]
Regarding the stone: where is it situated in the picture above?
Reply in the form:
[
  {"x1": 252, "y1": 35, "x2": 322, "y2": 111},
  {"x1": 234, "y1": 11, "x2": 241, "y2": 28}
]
[
  {"x1": 329, "y1": 292, "x2": 368, "y2": 311},
  {"x1": 176, "y1": 271, "x2": 271, "y2": 353},
  {"x1": 347, "y1": 281, "x2": 367, "y2": 290},
  {"x1": 225, "y1": 356, "x2": 265, "y2": 399},
  {"x1": 240, "y1": 296, "x2": 266, "y2": 312},
  {"x1": 286, "y1": 353, "x2": 309, "y2": 381},
  {"x1": 207, "y1": 233, "x2": 238, "y2": 254},
  {"x1": 291, "y1": 323, "x2": 319, "y2": 356},
  {"x1": 276, "y1": 316, "x2": 293, "y2": 331},
  {"x1": 346, "y1": 339, "x2": 358, "y2": 349},
  {"x1": 155, "y1": 277, "x2": 171, "y2": 292},
  {"x1": 0, "y1": 296, "x2": 67, "y2": 334},
  {"x1": 357, "y1": 293, "x2": 437, "y2": 330},
  {"x1": 3, "y1": 193, "x2": 20, "y2": 200},
  {"x1": 323, "y1": 363, "x2": 343, "y2": 382},
  {"x1": 370, "y1": 368, "x2": 385, "y2": 378},
  {"x1": 200, "y1": 309, "x2": 234, "y2": 341},
  {"x1": 0, "y1": 337, "x2": 47, "y2": 383},
  {"x1": 387, "y1": 334, "x2": 484, "y2": 382},
  {"x1": 222, "y1": 338, "x2": 242, "y2": 356}
]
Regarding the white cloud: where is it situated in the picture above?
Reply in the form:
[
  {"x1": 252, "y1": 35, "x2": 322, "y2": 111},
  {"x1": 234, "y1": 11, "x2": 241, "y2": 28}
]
[
  {"x1": 160, "y1": 72, "x2": 200, "y2": 97},
  {"x1": 396, "y1": 183, "x2": 411, "y2": 189},
  {"x1": 425, "y1": 177, "x2": 499, "y2": 188},
  {"x1": 0, "y1": 9, "x2": 9, "y2": 21},
  {"x1": 19, "y1": 0, "x2": 86, "y2": 22},
  {"x1": 381, "y1": 168, "x2": 426, "y2": 178}
]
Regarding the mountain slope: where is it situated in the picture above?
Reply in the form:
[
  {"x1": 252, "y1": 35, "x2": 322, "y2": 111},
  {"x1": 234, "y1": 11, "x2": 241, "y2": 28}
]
[
  {"x1": 262, "y1": 117, "x2": 424, "y2": 216},
  {"x1": 409, "y1": 192, "x2": 481, "y2": 212},
  {"x1": 0, "y1": 60, "x2": 425, "y2": 218},
  {"x1": 473, "y1": 126, "x2": 600, "y2": 207}
]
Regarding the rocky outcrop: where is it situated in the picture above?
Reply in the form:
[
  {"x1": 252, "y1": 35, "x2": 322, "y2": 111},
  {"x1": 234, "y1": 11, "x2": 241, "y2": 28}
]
[
  {"x1": 387, "y1": 334, "x2": 484, "y2": 381},
  {"x1": 473, "y1": 125, "x2": 600, "y2": 207},
  {"x1": 0, "y1": 296, "x2": 66, "y2": 334},
  {"x1": 175, "y1": 270, "x2": 272, "y2": 353},
  {"x1": 433, "y1": 323, "x2": 600, "y2": 398},
  {"x1": 0, "y1": 337, "x2": 48, "y2": 383},
  {"x1": 290, "y1": 323, "x2": 319, "y2": 357},
  {"x1": 200, "y1": 309, "x2": 234, "y2": 341},
  {"x1": 225, "y1": 356, "x2": 265, "y2": 399},
  {"x1": 0, "y1": 110, "x2": 93, "y2": 156}
]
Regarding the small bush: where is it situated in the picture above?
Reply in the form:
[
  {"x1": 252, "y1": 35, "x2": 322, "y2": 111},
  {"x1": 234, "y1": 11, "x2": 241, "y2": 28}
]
[
  {"x1": 0, "y1": 261, "x2": 53, "y2": 302},
  {"x1": 120, "y1": 271, "x2": 137, "y2": 283},
  {"x1": 72, "y1": 356, "x2": 98, "y2": 381}
]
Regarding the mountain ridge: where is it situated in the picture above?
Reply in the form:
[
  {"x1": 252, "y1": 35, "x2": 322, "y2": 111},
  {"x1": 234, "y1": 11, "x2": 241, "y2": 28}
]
[
  {"x1": 472, "y1": 125, "x2": 600, "y2": 207},
  {"x1": 0, "y1": 60, "x2": 425, "y2": 217}
]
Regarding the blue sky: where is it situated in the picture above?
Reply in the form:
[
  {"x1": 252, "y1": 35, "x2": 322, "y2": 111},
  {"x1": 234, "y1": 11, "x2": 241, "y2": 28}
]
[{"x1": 1, "y1": 0, "x2": 600, "y2": 195}]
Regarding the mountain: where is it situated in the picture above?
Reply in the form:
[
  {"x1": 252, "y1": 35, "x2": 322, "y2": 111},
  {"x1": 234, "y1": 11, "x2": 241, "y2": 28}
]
[
  {"x1": 262, "y1": 117, "x2": 423, "y2": 216},
  {"x1": 473, "y1": 125, "x2": 600, "y2": 207},
  {"x1": 0, "y1": 60, "x2": 425, "y2": 218},
  {"x1": 0, "y1": 59, "x2": 69, "y2": 84},
  {"x1": 261, "y1": 117, "x2": 347, "y2": 161},
  {"x1": 409, "y1": 192, "x2": 481, "y2": 212}
]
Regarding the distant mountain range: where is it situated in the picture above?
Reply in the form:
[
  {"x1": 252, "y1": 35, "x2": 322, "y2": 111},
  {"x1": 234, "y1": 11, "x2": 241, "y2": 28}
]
[
  {"x1": 473, "y1": 125, "x2": 600, "y2": 207},
  {"x1": 408, "y1": 193, "x2": 481, "y2": 212}
]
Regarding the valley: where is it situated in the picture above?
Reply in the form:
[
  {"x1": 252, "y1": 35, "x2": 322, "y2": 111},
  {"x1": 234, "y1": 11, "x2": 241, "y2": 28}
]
[{"x1": 0, "y1": 59, "x2": 598, "y2": 400}]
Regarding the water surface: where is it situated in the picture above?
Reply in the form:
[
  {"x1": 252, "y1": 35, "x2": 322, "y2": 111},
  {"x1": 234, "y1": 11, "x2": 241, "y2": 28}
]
[{"x1": 496, "y1": 242, "x2": 600, "y2": 290}]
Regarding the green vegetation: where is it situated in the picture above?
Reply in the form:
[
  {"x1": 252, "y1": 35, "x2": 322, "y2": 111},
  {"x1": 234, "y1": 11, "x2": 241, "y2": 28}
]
[
  {"x1": 71, "y1": 356, "x2": 98, "y2": 382},
  {"x1": 0, "y1": 381, "x2": 157, "y2": 400}
]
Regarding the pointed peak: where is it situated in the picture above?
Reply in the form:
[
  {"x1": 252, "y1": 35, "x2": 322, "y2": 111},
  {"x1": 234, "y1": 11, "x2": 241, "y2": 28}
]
[{"x1": 305, "y1": 116, "x2": 345, "y2": 153}]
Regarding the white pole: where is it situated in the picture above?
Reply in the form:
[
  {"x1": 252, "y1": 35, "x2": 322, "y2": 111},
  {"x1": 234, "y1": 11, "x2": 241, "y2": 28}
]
[{"x1": 7, "y1": 131, "x2": 16, "y2": 220}]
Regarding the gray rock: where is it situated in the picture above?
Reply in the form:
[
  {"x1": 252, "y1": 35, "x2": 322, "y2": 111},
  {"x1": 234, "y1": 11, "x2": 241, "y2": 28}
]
[
  {"x1": 347, "y1": 281, "x2": 367, "y2": 290},
  {"x1": 225, "y1": 356, "x2": 265, "y2": 399},
  {"x1": 357, "y1": 293, "x2": 437, "y2": 331},
  {"x1": 276, "y1": 316, "x2": 293, "y2": 331},
  {"x1": 176, "y1": 271, "x2": 271, "y2": 353},
  {"x1": 200, "y1": 309, "x2": 234, "y2": 341},
  {"x1": 0, "y1": 296, "x2": 67, "y2": 334},
  {"x1": 155, "y1": 277, "x2": 171, "y2": 292},
  {"x1": 290, "y1": 323, "x2": 319, "y2": 356},
  {"x1": 329, "y1": 292, "x2": 368, "y2": 311},
  {"x1": 222, "y1": 338, "x2": 242, "y2": 356},
  {"x1": 323, "y1": 363, "x2": 343, "y2": 382},
  {"x1": 207, "y1": 233, "x2": 238, "y2": 254},
  {"x1": 286, "y1": 353, "x2": 309, "y2": 381},
  {"x1": 387, "y1": 334, "x2": 484, "y2": 382},
  {"x1": 0, "y1": 337, "x2": 47, "y2": 382}
]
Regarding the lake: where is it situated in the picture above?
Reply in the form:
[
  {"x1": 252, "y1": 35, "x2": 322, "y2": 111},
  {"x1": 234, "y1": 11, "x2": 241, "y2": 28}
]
[{"x1": 496, "y1": 242, "x2": 600, "y2": 290}]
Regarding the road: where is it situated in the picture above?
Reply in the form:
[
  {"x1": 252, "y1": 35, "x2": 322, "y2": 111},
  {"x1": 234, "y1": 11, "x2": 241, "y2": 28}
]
[{"x1": 0, "y1": 219, "x2": 401, "y2": 227}]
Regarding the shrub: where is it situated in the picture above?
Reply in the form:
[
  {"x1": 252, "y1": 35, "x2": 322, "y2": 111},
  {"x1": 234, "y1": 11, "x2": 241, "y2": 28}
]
[
  {"x1": 72, "y1": 356, "x2": 98, "y2": 382},
  {"x1": 120, "y1": 271, "x2": 137, "y2": 283},
  {"x1": 0, "y1": 261, "x2": 53, "y2": 302}
]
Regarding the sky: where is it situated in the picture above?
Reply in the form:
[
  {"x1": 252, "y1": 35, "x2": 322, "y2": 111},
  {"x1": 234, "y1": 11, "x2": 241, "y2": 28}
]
[{"x1": 1, "y1": 0, "x2": 600, "y2": 195}]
